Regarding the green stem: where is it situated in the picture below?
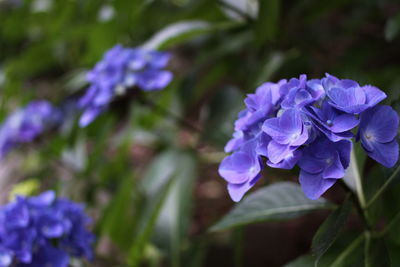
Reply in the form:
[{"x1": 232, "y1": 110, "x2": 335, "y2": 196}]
[
  {"x1": 366, "y1": 165, "x2": 400, "y2": 208},
  {"x1": 349, "y1": 150, "x2": 368, "y2": 209}
]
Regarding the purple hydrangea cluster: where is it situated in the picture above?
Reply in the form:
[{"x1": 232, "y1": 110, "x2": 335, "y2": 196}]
[
  {"x1": 219, "y1": 74, "x2": 399, "y2": 201},
  {"x1": 78, "y1": 44, "x2": 173, "y2": 127},
  {"x1": 0, "y1": 191, "x2": 94, "y2": 267},
  {"x1": 0, "y1": 101, "x2": 61, "y2": 159}
]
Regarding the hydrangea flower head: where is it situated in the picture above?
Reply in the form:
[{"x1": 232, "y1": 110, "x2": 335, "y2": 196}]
[
  {"x1": 0, "y1": 191, "x2": 94, "y2": 267},
  {"x1": 79, "y1": 44, "x2": 173, "y2": 127},
  {"x1": 219, "y1": 74, "x2": 399, "y2": 201},
  {"x1": 0, "y1": 101, "x2": 61, "y2": 159}
]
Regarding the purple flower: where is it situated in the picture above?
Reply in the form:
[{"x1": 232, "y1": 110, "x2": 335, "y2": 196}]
[
  {"x1": 298, "y1": 137, "x2": 352, "y2": 199},
  {"x1": 219, "y1": 139, "x2": 263, "y2": 202},
  {"x1": 79, "y1": 44, "x2": 173, "y2": 127},
  {"x1": 0, "y1": 191, "x2": 94, "y2": 267},
  {"x1": 0, "y1": 101, "x2": 61, "y2": 159},
  {"x1": 280, "y1": 75, "x2": 325, "y2": 109},
  {"x1": 219, "y1": 74, "x2": 399, "y2": 201},
  {"x1": 357, "y1": 105, "x2": 399, "y2": 168},
  {"x1": 322, "y1": 74, "x2": 386, "y2": 114},
  {"x1": 262, "y1": 109, "x2": 309, "y2": 167},
  {"x1": 306, "y1": 101, "x2": 358, "y2": 142}
]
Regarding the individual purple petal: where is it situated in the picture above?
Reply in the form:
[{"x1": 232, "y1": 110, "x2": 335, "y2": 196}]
[
  {"x1": 322, "y1": 152, "x2": 345, "y2": 179},
  {"x1": 227, "y1": 174, "x2": 262, "y2": 202},
  {"x1": 224, "y1": 131, "x2": 245, "y2": 153},
  {"x1": 299, "y1": 171, "x2": 337, "y2": 200},
  {"x1": 267, "y1": 149, "x2": 301, "y2": 169},
  {"x1": 137, "y1": 70, "x2": 173, "y2": 91},
  {"x1": 255, "y1": 133, "x2": 272, "y2": 157},
  {"x1": 326, "y1": 87, "x2": 368, "y2": 114},
  {"x1": 366, "y1": 139, "x2": 399, "y2": 168},
  {"x1": 218, "y1": 149, "x2": 261, "y2": 184},
  {"x1": 335, "y1": 140, "x2": 352, "y2": 169},
  {"x1": 27, "y1": 191, "x2": 55, "y2": 207},
  {"x1": 79, "y1": 108, "x2": 103, "y2": 128},
  {"x1": 298, "y1": 155, "x2": 325, "y2": 174},
  {"x1": 363, "y1": 85, "x2": 386, "y2": 107},
  {"x1": 267, "y1": 141, "x2": 296, "y2": 164},
  {"x1": 329, "y1": 114, "x2": 359, "y2": 133},
  {"x1": 359, "y1": 105, "x2": 399, "y2": 143}
]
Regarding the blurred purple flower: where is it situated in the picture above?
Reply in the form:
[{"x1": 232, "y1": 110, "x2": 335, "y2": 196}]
[
  {"x1": 79, "y1": 44, "x2": 173, "y2": 127},
  {"x1": 0, "y1": 101, "x2": 61, "y2": 159},
  {"x1": 0, "y1": 191, "x2": 94, "y2": 267}
]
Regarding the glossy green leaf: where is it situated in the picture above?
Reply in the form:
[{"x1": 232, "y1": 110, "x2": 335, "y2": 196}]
[
  {"x1": 210, "y1": 182, "x2": 334, "y2": 231},
  {"x1": 312, "y1": 196, "x2": 352, "y2": 266}
]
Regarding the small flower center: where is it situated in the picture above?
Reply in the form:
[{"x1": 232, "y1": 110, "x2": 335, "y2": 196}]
[
  {"x1": 326, "y1": 120, "x2": 333, "y2": 127},
  {"x1": 364, "y1": 131, "x2": 374, "y2": 140},
  {"x1": 325, "y1": 158, "x2": 333, "y2": 165}
]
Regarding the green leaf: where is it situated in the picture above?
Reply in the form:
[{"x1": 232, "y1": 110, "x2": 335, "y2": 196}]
[
  {"x1": 128, "y1": 175, "x2": 175, "y2": 267},
  {"x1": 312, "y1": 196, "x2": 352, "y2": 266},
  {"x1": 330, "y1": 235, "x2": 364, "y2": 267},
  {"x1": 143, "y1": 20, "x2": 241, "y2": 50},
  {"x1": 385, "y1": 13, "x2": 400, "y2": 42},
  {"x1": 284, "y1": 254, "x2": 314, "y2": 267},
  {"x1": 142, "y1": 20, "x2": 212, "y2": 50},
  {"x1": 366, "y1": 238, "x2": 391, "y2": 267},
  {"x1": 255, "y1": 0, "x2": 280, "y2": 45},
  {"x1": 140, "y1": 149, "x2": 198, "y2": 266},
  {"x1": 101, "y1": 174, "x2": 139, "y2": 251},
  {"x1": 210, "y1": 182, "x2": 334, "y2": 231}
]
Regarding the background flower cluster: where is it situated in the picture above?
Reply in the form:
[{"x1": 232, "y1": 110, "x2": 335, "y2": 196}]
[{"x1": 0, "y1": 191, "x2": 93, "y2": 267}]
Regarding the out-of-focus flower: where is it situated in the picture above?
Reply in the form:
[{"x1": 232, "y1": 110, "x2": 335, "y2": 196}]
[
  {"x1": 0, "y1": 101, "x2": 61, "y2": 159},
  {"x1": 0, "y1": 191, "x2": 94, "y2": 267},
  {"x1": 78, "y1": 44, "x2": 173, "y2": 127},
  {"x1": 219, "y1": 74, "x2": 399, "y2": 201}
]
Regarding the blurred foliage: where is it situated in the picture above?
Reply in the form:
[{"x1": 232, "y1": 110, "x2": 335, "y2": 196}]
[{"x1": 1, "y1": 0, "x2": 400, "y2": 266}]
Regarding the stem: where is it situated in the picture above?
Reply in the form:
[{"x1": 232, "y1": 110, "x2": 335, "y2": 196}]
[
  {"x1": 340, "y1": 181, "x2": 372, "y2": 231},
  {"x1": 350, "y1": 150, "x2": 367, "y2": 209},
  {"x1": 217, "y1": 0, "x2": 254, "y2": 23},
  {"x1": 366, "y1": 165, "x2": 400, "y2": 208}
]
